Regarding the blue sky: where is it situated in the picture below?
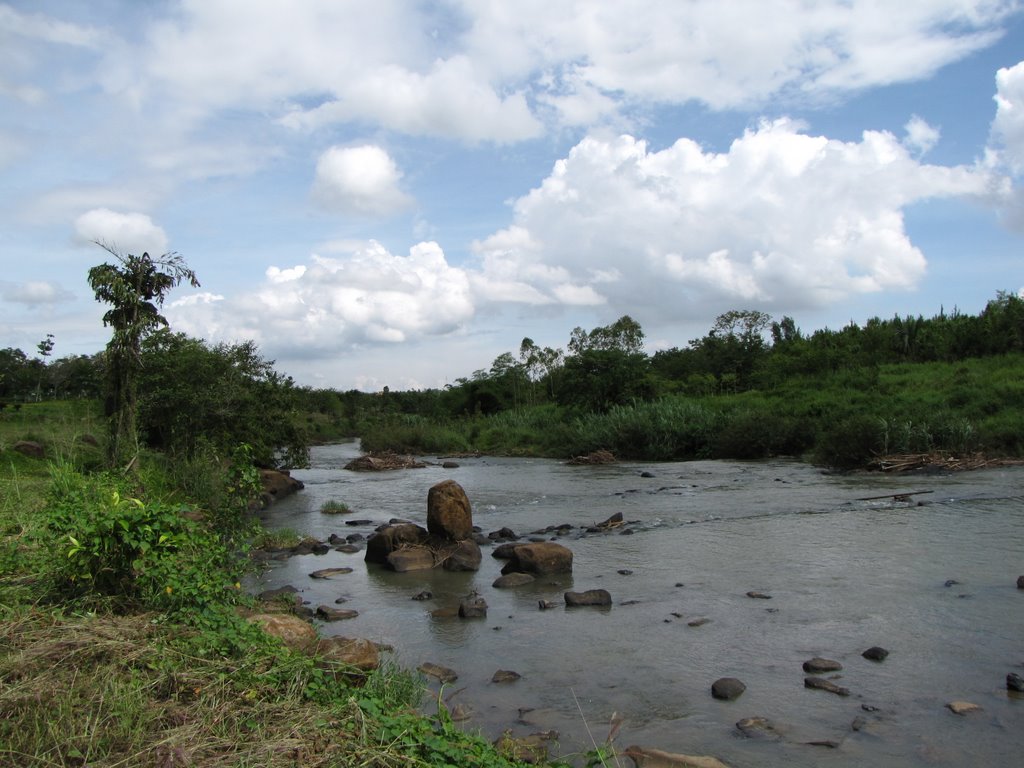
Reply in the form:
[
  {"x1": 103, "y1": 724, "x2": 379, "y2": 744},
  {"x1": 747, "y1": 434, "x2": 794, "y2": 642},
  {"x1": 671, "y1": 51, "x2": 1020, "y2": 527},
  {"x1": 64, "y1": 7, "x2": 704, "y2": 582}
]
[{"x1": 2, "y1": 0, "x2": 1023, "y2": 390}]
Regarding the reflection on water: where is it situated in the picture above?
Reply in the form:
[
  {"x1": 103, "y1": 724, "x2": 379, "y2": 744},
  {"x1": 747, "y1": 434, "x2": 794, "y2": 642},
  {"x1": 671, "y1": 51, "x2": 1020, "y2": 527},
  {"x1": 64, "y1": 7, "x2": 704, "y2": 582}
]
[{"x1": 253, "y1": 442, "x2": 1024, "y2": 767}]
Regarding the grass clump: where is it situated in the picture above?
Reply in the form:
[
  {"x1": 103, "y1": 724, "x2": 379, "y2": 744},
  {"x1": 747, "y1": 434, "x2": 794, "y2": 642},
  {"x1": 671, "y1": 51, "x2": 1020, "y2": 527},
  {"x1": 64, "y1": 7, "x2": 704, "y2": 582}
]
[{"x1": 320, "y1": 499, "x2": 352, "y2": 514}]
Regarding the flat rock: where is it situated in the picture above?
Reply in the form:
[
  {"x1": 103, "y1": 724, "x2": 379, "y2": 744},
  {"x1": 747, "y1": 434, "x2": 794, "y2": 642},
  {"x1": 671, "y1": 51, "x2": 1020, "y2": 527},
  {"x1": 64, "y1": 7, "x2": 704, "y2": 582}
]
[
  {"x1": 746, "y1": 591, "x2": 772, "y2": 599},
  {"x1": 803, "y1": 657, "x2": 843, "y2": 673},
  {"x1": 387, "y1": 546, "x2": 436, "y2": 572},
  {"x1": 565, "y1": 588, "x2": 612, "y2": 607},
  {"x1": 687, "y1": 618, "x2": 711, "y2": 627},
  {"x1": 623, "y1": 745, "x2": 731, "y2": 768},
  {"x1": 249, "y1": 613, "x2": 318, "y2": 653},
  {"x1": 309, "y1": 567, "x2": 353, "y2": 579},
  {"x1": 315, "y1": 605, "x2": 358, "y2": 621},
  {"x1": 418, "y1": 661, "x2": 458, "y2": 683},
  {"x1": 804, "y1": 677, "x2": 850, "y2": 696},
  {"x1": 316, "y1": 636, "x2": 380, "y2": 672},
  {"x1": 947, "y1": 700, "x2": 982, "y2": 715},
  {"x1": 493, "y1": 572, "x2": 536, "y2": 588},
  {"x1": 711, "y1": 677, "x2": 746, "y2": 701}
]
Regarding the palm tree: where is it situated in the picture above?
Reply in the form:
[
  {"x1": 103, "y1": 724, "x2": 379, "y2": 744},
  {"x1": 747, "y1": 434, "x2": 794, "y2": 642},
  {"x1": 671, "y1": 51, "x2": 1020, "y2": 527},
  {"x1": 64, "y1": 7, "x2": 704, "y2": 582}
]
[{"x1": 88, "y1": 244, "x2": 200, "y2": 469}]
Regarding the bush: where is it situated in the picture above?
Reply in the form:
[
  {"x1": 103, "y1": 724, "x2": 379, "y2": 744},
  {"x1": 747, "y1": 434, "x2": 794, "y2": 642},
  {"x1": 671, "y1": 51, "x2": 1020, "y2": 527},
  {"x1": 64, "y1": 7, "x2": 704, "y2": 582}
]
[{"x1": 813, "y1": 414, "x2": 884, "y2": 468}]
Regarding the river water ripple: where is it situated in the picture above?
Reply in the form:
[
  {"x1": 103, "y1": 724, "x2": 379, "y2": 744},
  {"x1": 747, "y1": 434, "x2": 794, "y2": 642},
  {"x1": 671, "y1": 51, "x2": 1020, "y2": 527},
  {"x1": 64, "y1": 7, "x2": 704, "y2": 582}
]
[{"x1": 253, "y1": 442, "x2": 1024, "y2": 767}]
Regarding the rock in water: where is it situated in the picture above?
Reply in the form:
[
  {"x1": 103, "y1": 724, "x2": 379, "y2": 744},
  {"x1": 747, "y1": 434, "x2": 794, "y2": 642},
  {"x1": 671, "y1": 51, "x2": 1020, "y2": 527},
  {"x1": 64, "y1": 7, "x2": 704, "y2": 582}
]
[
  {"x1": 427, "y1": 479, "x2": 474, "y2": 540},
  {"x1": 804, "y1": 677, "x2": 850, "y2": 696},
  {"x1": 946, "y1": 700, "x2": 982, "y2": 715},
  {"x1": 862, "y1": 646, "x2": 889, "y2": 662},
  {"x1": 459, "y1": 594, "x2": 488, "y2": 618},
  {"x1": 623, "y1": 745, "x2": 732, "y2": 768},
  {"x1": 1008, "y1": 672, "x2": 1024, "y2": 692},
  {"x1": 501, "y1": 542, "x2": 574, "y2": 575},
  {"x1": 803, "y1": 657, "x2": 843, "y2": 673},
  {"x1": 564, "y1": 589, "x2": 612, "y2": 607},
  {"x1": 710, "y1": 677, "x2": 746, "y2": 701},
  {"x1": 418, "y1": 662, "x2": 458, "y2": 683}
]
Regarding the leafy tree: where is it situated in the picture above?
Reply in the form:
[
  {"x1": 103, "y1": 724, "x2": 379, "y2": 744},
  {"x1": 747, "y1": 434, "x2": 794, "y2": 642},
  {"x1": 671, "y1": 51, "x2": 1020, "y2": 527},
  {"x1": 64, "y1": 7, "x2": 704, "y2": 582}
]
[
  {"x1": 34, "y1": 334, "x2": 54, "y2": 400},
  {"x1": 138, "y1": 330, "x2": 309, "y2": 468},
  {"x1": 88, "y1": 245, "x2": 200, "y2": 468},
  {"x1": 560, "y1": 316, "x2": 651, "y2": 412}
]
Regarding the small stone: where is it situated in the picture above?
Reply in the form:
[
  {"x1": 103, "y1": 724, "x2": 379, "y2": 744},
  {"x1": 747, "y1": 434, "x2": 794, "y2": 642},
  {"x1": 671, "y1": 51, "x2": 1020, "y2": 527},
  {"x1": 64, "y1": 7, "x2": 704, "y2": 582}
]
[
  {"x1": 492, "y1": 669, "x2": 522, "y2": 683},
  {"x1": 803, "y1": 657, "x2": 843, "y2": 673},
  {"x1": 946, "y1": 700, "x2": 982, "y2": 715},
  {"x1": 711, "y1": 677, "x2": 746, "y2": 701},
  {"x1": 618, "y1": 569, "x2": 634, "y2": 575},
  {"x1": 564, "y1": 589, "x2": 612, "y2": 607},
  {"x1": 736, "y1": 716, "x2": 780, "y2": 740},
  {"x1": 1017, "y1": 575, "x2": 1024, "y2": 589},
  {"x1": 688, "y1": 618, "x2": 711, "y2": 627},
  {"x1": 851, "y1": 716, "x2": 867, "y2": 731},
  {"x1": 862, "y1": 646, "x2": 889, "y2": 662},
  {"x1": 746, "y1": 590, "x2": 772, "y2": 599},
  {"x1": 804, "y1": 677, "x2": 850, "y2": 696},
  {"x1": 315, "y1": 605, "x2": 358, "y2": 621},
  {"x1": 944, "y1": 579, "x2": 961, "y2": 587},
  {"x1": 538, "y1": 600, "x2": 556, "y2": 610},
  {"x1": 1007, "y1": 673, "x2": 1024, "y2": 692},
  {"x1": 411, "y1": 590, "x2": 433, "y2": 601},
  {"x1": 418, "y1": 662, "x2": 457, "y2": 683}
]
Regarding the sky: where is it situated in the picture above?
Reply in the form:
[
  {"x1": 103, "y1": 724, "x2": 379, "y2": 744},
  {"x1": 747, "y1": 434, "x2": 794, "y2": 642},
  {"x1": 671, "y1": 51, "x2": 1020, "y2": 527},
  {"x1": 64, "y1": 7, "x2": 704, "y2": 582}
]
[{"x1": 2, "y1": 0, "x2": 1023, "y2": 392}]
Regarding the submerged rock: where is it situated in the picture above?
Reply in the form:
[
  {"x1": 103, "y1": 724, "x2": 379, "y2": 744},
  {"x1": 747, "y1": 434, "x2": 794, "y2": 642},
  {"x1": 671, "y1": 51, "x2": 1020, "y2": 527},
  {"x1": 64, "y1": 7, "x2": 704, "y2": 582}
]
[
  {"x1": 315, "y1": 605, "x2": 358, "y2": 621},
  {"x1": 946, "y1": 700, "x2": 982, "y2": 715},
  {"x1": 309, "y1": 567, "x2": 353, "y2": 579},
  {"x1": 804, "y1": 677, "x2": 850, "y2": 696},
  {"x1": 459, "y1": 594, "x2": 488, "y2": 618},
  {"x1": 1008, "y1": 672, "x2": 1024, "y2": 692},
  {"x1": 492, "y1": 669, "x2": 522, "y2": 683},
  {"x1": 418, "y1": 662, "x2": 458, "y2": 683},
  {"x1": 736, "y1": 717, "x2": 781, "y2": 741},
  {"x1": 623, "y1": 745, "x2": 731, "y2": 768}
]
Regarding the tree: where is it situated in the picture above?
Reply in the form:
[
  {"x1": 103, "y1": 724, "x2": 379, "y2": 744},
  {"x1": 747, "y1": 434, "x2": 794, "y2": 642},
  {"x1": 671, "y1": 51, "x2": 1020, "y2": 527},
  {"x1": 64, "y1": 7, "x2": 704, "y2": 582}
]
[
  {"x1": 88, "y1": 245, "x2": 200, "y2": 468},
  {"x1": 34, "y1": 333, "x2": 54, "y2": 400},
  {"x1": 559, "y1": 316, "x2": 651, "y2": 412},
  {"x1": 138, "y1": 330, "x2": 309, "y2": 468}
]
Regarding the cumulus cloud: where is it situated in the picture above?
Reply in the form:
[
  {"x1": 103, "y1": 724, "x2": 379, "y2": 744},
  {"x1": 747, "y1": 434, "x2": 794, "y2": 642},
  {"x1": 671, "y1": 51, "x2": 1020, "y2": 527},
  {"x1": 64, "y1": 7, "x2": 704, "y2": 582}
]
[
  {"x1": 312, "y1": 145, "x2": 413, "y2": 216},
  {"x1": 167, "y1": 240, "x2": 475, "y2": 353},
  {"x1": 991, "y1": 60, "x2": 1024, "y2": 174},
  {"x1": 472, "y1": 120, "x2": 1001, "y2": 319},
  {"x1": 73, "y1": 208, "x2": 169, "y2": 255}
]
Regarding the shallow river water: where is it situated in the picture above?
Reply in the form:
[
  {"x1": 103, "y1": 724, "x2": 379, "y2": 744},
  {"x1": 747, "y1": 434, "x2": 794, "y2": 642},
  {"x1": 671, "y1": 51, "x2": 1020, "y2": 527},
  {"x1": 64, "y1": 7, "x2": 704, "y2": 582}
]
[{"x1": 254, "y1": 442, "x2": 1024, "y2": 767}]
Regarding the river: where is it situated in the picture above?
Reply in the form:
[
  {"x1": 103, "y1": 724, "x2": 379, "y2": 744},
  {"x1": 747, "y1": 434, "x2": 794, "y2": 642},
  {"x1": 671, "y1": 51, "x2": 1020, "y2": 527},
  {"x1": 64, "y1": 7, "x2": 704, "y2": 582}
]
[{"x1": 253, "y1": 441, "x2": 1024, "y2": 767}]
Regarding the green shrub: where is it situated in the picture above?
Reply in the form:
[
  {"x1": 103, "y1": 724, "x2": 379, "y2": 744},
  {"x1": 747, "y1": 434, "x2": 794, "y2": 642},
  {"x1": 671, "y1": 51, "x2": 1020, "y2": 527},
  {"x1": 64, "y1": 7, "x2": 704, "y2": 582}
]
[{"x1": 814, "y1": 414, "x2": 884, "y2": 468}]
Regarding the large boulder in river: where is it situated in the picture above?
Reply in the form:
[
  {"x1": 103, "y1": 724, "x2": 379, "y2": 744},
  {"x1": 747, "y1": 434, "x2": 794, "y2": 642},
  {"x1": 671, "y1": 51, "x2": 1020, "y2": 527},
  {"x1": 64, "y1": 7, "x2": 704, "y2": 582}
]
[
  {"x1": 387, "y1": 545, "x2": 437, "y2": 572},
  {"x1": 565, "y1": 589, "x2": 612, "y2": 607},
  {"x1": 259, "y1": 468, "x2": 304, "y2": 503},
  {"x1": 427, "y1": 479, "x2": 473, "y2": 540},
  {"x1": 442, "y1": 539, "x2": 482, "y2": 572},
  {"x1": 501, "y1": 542, "x2": 573, "y2": 575},
  {"x1": 365, "y1": 523, "x2": 429, "y2": 564}
]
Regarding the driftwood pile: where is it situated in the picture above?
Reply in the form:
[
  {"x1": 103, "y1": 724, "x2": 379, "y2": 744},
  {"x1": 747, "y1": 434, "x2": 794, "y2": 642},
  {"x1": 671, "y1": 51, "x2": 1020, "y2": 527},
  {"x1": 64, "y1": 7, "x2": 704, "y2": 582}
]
[
  {"x1": 869, "y1": 452, "x2": 1024, "y2": 473},
  {"x1": 567, "y1": 449, "x2": 617, "y2": 466}
]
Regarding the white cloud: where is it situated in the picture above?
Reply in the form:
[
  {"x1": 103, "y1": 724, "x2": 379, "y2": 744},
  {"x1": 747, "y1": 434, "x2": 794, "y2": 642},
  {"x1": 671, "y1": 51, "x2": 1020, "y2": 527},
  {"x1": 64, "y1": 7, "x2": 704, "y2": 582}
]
[
  {"x1": 0, "y1": 280, "x2": 73, "y2": 306},
  {"x1": 73, "y1": 208, "x2": 169, "y2": 256},
  {"x1": 167, "y1": 240, "x2": 475, "y2": 353},
  {"x1": 109, "y1": 0, "x2": 1018, "y2": 143},
  {"x1": 904, "y1": 115, "x2": 941, "y2": 156},
  {"x1": 312, "y1": 145, "x2": 414, "y2": 216},
  {"x1": 991, "y1": 60, "x2": 1024, "y2": 174},
  {"x1": 473, "y1": 120, "x2": 1001, "y2": 320}
]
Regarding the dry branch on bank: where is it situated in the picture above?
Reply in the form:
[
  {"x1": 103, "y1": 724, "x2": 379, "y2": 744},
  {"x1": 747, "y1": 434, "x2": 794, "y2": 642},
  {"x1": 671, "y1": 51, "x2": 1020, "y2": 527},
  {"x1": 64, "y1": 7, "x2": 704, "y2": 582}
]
[{"x1": 869, "y1": 452, "x2": 1024, "y2": 473}]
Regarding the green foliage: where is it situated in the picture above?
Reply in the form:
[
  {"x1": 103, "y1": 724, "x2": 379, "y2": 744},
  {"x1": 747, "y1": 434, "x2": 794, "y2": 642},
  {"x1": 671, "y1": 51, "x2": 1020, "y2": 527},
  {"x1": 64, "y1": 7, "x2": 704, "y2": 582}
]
[
  {"x1": 88, "y1": 245, "x2": 200, "y2": 468},
  {"x1": 138, "y1": 330, "x2": 309, "y2": 468},
  {"x1": 320, "y1": 499, "x2": 352, "y2": 514}
]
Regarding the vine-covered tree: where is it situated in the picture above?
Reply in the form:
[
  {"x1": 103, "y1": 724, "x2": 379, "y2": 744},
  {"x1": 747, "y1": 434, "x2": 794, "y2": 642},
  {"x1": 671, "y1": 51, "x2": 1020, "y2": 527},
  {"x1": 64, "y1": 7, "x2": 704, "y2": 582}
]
[{"x1": 88, "y1": 245, "x2": 200, "y2": 468}]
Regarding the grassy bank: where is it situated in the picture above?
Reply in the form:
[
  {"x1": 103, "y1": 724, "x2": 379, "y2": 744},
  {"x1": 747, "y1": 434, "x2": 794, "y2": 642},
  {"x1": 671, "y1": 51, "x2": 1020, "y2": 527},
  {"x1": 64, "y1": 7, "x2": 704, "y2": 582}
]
[
  {"x1": 0, "y1": 403, "x2": 567, "y2": 767},
  {"x1": 359, "y1": 354, "x2": 1024, "y2": 468}
]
